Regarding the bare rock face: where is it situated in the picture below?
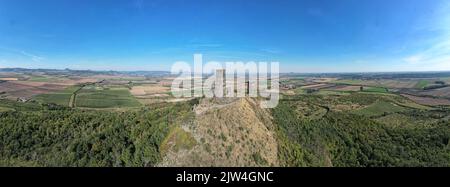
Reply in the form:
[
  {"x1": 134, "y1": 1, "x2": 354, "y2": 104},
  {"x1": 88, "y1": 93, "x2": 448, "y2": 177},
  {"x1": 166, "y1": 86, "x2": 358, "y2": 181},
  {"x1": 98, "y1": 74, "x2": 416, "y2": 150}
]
[{"x1": 159, "y1": 97, "x2": 279, "y2": 167}]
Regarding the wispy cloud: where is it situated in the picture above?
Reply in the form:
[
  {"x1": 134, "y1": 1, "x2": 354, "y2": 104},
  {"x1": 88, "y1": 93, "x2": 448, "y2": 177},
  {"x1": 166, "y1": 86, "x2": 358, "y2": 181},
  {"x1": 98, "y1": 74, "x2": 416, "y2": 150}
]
[
  {"x1": 260, "y1": 48, "x2": 281, "y2": 54},
  {"x1": 402, "y1": 39, "x2": 450, "y2": 70},
  {"x1": 186, "y1": 43, "x2": 223, "y2": 48},
  {"x1": 20, "y1": 51, "x2": 45, "y2": 62},
  {"x1": 403, "y1": 55, "x2": 423, "y2": 64},
  {"x1": 401, "y1": 1, "x2": 450, "y2": 71}
]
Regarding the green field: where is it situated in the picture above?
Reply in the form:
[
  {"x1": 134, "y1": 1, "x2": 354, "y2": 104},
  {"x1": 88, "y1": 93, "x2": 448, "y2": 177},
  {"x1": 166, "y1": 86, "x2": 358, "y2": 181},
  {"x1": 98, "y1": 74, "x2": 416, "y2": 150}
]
[
  {"x1": 33, "y1": 86, "x2": 82, "y2": 106},
  {"x1": 0, "y1": 106, "x2": 14, "y2": 112},
  {"x1": 331, "y1": 79, "x2": 365, "y2": 85},
  {"x1": 34, "y1": 93, "x2": 72, "y2": 106},
  {"x1": 28, "y1": 76, "x2": 54, "y2": 82},
  {"x1": 353, "y1": 101, "x2": 407, "y2": 117},
  {"x1": 415, "y1": 80, "x2": 429, "y2": 89},
  {"x1": 34, "y1": 85, "x2": 142, "y2": 108},
  {"x1": 76, "y1": 87, "x2": 141, "y2": 108},
  {"x1": 315, "y1": 90, "x2": 351, "y2": 96},
  {"x1": 0, "y1": 99, "x2": 42, "y2": 111},
  {"x1": 362, "y1": 87, "x2": 388, "y2": 93}
]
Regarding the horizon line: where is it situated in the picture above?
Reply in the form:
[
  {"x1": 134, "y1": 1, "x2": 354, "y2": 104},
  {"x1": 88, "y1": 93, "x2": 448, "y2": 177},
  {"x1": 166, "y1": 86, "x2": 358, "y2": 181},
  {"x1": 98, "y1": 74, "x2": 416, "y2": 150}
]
[{"x1": 1, "y1": 67, "x2": 450, "y2": 75}]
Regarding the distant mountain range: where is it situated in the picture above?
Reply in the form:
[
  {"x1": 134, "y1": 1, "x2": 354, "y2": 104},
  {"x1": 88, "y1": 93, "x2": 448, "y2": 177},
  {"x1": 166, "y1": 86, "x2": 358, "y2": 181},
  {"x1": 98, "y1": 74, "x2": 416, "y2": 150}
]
[{"x1": 0, "y1": 68, "x2": 171, "y2": 77}]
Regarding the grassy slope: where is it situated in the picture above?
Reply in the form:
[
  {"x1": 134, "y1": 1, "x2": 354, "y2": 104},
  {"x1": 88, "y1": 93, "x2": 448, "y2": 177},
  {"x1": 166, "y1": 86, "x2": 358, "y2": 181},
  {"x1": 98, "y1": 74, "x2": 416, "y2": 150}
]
[
  {"x1": 353, "y1": 101, "x2": 406, "y2": 117},
  {"x1": 160, "y1": 126, "x2": 197, "y2": 156}
]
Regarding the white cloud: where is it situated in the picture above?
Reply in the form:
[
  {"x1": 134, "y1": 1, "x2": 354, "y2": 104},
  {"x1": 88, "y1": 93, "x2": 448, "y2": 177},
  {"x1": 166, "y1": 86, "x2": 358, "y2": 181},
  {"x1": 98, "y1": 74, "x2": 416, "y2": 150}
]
[
  {"x1": 403, "y1": 55, "x2": 423, "y2": 64},
  {"x1": 402, "y1": 39, "x2": 450, "y2": 70},
  {"x1": 20, "y1": 51, "x2": 44, "y2": 62},
  {"x1": 260, "y1": 48, "x2": 281, "y2": 54},
  {"x1": 400, "y1": 1, "x2": 450, "y2": 71}
]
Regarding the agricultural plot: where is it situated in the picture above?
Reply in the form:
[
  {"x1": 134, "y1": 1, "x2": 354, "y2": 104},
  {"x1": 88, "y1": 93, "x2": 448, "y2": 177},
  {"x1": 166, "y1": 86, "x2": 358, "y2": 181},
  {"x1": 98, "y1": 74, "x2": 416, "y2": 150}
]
[
  {"x1": 130, "y1": 84, "x2": 171, "y2": 104},
  {"x1": 0, "y1": 106, "x2": 14, "y2": 112},
  {"x1": 443, "y1": 77, "x2": 450, "y2": 84},
  {"x1": 373, "y1": 79, "x2": 417, "y2": 89},
  {"x1": 414, "y1": 80, "x2": 429, "y2": 89},
  {"x1": 331, "y1": 79, "x2": 367, "y2": 85},
  {"x1": 33, "y1": 86, "x2": 82, "y2": 106},
  {"x1": 0, "y1": 81, "x2": 67, "y2": 100},
  {"x1": 401, "y1": 94, "x2": 450, "y2": 106},
  {"x1": 28, "y1": 76, "x2": 54, "y2": 82},
  {"x1": 75, "y1": 87, "x2": 141, "y2": 108},
  {"x1": 130, "y1": 84, "x2": 170, "y2": 96},
  {"x1": 34, "y1": 93, "x2": 72, "y2": 106},
  {"x1": 416, "y1": 87, "x2": 450, "y2": 98},
  {"x1": 314, "y1": 90, "x2": 351, "y2": 96},
  {"x1": 326, "y1": 85, "x2": 361, "y2": 91},
  {"x1": 362, "y1": 87, "x2": 388, "y2": 93},
  {"x1": 300, "y1": 83, "x2": 335, "y2": 90},
  {"x1": 333, "y1": 79, "x2": 420, "y2": 89},
  {"x1": 353, "y1": 101, "x2": 406, "y2": 117},
  {"x1": 0, "y1": 78, "x2": 19, "y2": 81},
  {"x1": 374, "y1": 113, "x2": 437, "y2": 128}
]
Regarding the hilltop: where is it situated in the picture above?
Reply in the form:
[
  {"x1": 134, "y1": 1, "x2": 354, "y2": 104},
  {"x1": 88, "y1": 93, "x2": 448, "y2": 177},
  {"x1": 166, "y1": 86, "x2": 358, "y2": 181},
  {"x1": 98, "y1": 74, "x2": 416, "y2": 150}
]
[{"x1": 159, "y1": 97, "x2": 278, "y2": 166}]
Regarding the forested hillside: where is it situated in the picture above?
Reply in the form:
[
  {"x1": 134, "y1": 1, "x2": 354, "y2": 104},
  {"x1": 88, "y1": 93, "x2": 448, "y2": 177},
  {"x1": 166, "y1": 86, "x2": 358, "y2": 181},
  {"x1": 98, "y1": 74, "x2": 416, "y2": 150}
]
[
  {"x1": 273, "y1": 95, "x2": 450, "y2": 167},
  {"x1": 1, "y1": 93, "x2": 449, "y2": 167},
  {"x1": 0, "y1": 100, "x2": 194, "y2": 166}
]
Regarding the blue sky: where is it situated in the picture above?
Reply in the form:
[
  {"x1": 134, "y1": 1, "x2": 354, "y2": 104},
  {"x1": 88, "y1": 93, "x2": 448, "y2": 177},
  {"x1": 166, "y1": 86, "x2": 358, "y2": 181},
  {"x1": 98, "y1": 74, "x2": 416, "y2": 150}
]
[{"x1": 0, "y1": 0, "x2": 449, "y2": 72}]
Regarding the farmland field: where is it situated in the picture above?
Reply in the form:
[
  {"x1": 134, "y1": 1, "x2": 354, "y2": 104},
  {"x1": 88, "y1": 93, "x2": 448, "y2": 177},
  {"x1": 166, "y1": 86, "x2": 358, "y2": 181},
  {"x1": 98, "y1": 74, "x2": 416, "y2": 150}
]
[
  {"x1": 0, "y1": 81, "x2": 67, "y2": 99},
  {"x1": 34, "y1": 93, "x2": 72, "y2": 106},
  {"x1": 326, "y1": 85, "x2": 361, "y2": 91},
  {"x1": 0, "y1": 106, "x2": 14, "y2": 112},
  {"x1": 353, "y1": 101, "x2": 407, "y2": 117},
  {"x1": 0, "y1": 78, "x2": 19, "y2": 81},
  {"x1": 33, "y1": 86, "x2": 82, "y2": 106},
  {"x1": 314, "y1": 90, "x2": 351, "y2": 96},
  {"x1": 76, "y1": 87, "x2": 141, "y2": 108},
  {"x1": 332, "y1": 79, "x2": 420, "y2": 89},
  {"x1": 331, "y1": 79, "x2": 366, "y2": 85},
  {"x1": 363, "y1": 87, "x2": 388, "y2": 93},
  {"x1": 1, "y1": 68, "x2": 450, "y2": 167},
  {"x1": 417, "y1": 87, "x2": 450, "y2": 98},
  {"x1": 401, "y1": 94, "x2": 450, "y2": 106},
  {"x1": 415, "y1": 80, "x2": 429, "y2": 89},
  {"x1": 374, "y1": 113, "x2": 437, "y2": 128}
]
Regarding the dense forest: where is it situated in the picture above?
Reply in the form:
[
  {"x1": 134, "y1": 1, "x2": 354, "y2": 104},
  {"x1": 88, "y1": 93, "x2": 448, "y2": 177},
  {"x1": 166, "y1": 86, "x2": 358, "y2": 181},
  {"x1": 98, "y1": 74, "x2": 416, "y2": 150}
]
[
  {"x1": 273, "y1": 97, "x2": 450, "y2": 167},
  {"x1": 0, "y1": 100, "x2": 194, "y2": 166},
  {"x1": 1, "y1": 94, "x2": 449, "y2": 167}
]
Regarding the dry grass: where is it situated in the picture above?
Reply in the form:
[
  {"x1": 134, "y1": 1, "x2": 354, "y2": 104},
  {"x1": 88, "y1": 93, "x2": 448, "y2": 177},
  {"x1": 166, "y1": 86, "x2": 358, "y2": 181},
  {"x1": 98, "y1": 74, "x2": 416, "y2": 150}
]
[
  {"x1": 130, "y1": 84, "x2": 170, "y2": 96},
  {"x1": 0, "y1": 78, "x2": 18, "y2": 81},
  {"x1": 0, "y1": 81, "x2": 67, "y2": 99},
  {"x1": 159, "y1": 97, "x2": 279, "y2": 167},
  {"x1": 130, "y1": 84, "x2": 172, "y2": 104},
  {"x1": 418, "y1": 87, "x2": 450, "y2": 98}
]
